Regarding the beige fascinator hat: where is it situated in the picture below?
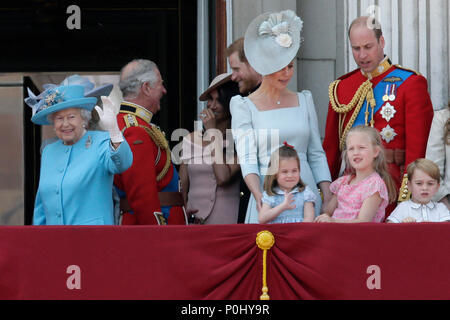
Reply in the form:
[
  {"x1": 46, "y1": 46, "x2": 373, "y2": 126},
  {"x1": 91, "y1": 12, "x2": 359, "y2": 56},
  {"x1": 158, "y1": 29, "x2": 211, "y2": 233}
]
[
  {"x1": 199, "y1": 73, "x2": 232, "y2": 101},
  {"x1": 244, "y1": 10, "x2": 303, "y2": 76}
]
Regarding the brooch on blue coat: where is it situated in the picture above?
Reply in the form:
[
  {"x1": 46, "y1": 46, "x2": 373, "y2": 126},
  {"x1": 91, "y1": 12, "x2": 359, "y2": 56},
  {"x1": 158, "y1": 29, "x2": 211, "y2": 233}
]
[{"x1": 85, "y1": 135, "x2": 92, "y2": 149}]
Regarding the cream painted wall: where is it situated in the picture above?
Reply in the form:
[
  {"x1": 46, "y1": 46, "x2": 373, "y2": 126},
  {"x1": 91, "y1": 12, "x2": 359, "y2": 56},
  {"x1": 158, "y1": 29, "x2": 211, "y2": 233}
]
[
  {"x1": 297, "y1": 0, "x2": 339, "y2": 139},
  {"x1": 342, "y1": 0, "x2": 449, "y2": 111}
]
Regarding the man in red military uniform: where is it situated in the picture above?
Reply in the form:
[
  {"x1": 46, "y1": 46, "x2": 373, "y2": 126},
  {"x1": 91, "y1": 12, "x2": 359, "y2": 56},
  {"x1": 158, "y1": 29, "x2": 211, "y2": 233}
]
[
  {"x1": 323, "y1": 16, "x2": 433, "y2": 214},
  {"x1": 114, "y1": 59, "x2": 187, "y2": 225}
]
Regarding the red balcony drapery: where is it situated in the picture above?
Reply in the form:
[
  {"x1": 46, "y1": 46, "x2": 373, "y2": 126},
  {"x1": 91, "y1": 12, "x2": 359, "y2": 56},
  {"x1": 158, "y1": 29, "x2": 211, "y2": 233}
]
[{"x1": 0, "y1": 223, "x2": 449, "y2": 299}]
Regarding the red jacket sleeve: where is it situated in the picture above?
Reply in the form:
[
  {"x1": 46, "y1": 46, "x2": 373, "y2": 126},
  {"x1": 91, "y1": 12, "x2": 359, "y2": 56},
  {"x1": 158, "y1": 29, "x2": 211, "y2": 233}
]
[
  {"x1": 119, "y1": 126, "x2": 161, "y2": 224},
  {"x1": 402, "y1": 74, "x2": 434, "y2": 169},
  {"x1": 322, "y1": 102, "x2": 342, "y2": 180}
]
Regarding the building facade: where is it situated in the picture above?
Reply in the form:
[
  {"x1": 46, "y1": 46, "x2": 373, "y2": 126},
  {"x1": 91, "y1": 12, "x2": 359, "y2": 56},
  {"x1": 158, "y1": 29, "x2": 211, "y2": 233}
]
[{"x1": 208, "y1": 0, "x2": 450, "y2": 138}]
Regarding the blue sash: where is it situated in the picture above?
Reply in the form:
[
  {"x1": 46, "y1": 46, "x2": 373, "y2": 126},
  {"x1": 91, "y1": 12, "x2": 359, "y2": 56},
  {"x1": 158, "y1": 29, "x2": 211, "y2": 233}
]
[
  {"x1": 160, "y1": 165, "x2": 180, "y2": 219},
  {"x1": 353, "y1": 68, "x2": 414, "y2": 127}
]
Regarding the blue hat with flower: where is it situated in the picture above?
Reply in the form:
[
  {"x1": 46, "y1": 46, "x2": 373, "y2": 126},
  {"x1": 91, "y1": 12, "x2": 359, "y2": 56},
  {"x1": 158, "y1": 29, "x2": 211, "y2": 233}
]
[
  {"x1": 244, "y1": 10, "x2": 303, "y2": 76},
  {"x1": 25, "y1": 75, "x2": 113, "y2": 125},
  {"x1": 26, "y1": 85, "x2": 97, "y2": 125},
  {"x1": 60, "y1": 74, "x2": 113, "y2": 100}
]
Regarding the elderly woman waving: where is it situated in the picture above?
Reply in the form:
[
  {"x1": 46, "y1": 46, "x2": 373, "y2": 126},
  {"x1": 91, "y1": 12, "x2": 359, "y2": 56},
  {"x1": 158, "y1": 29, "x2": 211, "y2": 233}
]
[{"x1": 26, "y1": 79, "x2": 133, "y2": 225}]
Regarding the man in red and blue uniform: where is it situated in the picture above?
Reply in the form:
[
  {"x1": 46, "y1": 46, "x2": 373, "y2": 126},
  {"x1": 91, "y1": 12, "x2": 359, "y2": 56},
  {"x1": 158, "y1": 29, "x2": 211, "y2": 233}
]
[
  {"x1": 323, "y1": 16, "x2": 433, "y2": 216},
  {"x1": 114, "y1": 59, "x2": 186, "y2": 225}
]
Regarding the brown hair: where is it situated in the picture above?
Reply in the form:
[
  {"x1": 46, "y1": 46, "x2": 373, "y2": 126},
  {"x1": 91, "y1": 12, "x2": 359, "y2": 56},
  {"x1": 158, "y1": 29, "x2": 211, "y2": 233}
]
[
  {"x1": 263, "y1": 145, "x2": 305, "y2": 196},
  {"x1": 407, "y1": 158, "x2": 441, "y2": 183},
  {"x1": 225, "y1": 37, "x2": 248, "y2": 63},
  {"x1": 348, "y1": 16, "x2": 383, "y2": 42},
  {"x1": 343, "y1": 125, "x2": 397, "y2": 203}
]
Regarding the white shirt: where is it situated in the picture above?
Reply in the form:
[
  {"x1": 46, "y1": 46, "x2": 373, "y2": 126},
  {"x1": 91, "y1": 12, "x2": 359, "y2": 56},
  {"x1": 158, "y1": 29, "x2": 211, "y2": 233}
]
[{"x1": 387, "y1": 200, "x2": 450, "y2": 223}]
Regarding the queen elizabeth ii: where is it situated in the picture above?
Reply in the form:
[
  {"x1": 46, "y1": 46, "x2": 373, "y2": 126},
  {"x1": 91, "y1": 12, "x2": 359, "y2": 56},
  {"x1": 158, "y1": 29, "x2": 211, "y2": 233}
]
[{"x1": 26, "y1": 79, "x2": 133, "y2": 225}]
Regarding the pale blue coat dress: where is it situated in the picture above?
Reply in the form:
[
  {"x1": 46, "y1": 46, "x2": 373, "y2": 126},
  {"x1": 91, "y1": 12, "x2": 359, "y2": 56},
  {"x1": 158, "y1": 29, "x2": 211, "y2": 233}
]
[
  {"x1": 230, "y1": 90, "x2": 331, "y2": 223},
  {"x1": 262, "y1": 186, "x2": 317, "y2": 223},
  {"x1": 33, "y1": 130, "x2": 133, "y2": 225}
]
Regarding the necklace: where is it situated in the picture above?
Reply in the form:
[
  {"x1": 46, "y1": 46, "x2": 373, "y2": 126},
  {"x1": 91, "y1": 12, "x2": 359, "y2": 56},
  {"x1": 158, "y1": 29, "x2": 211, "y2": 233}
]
[{"x1": 251, "y1": 91, "x2": 282, "y2": 106}]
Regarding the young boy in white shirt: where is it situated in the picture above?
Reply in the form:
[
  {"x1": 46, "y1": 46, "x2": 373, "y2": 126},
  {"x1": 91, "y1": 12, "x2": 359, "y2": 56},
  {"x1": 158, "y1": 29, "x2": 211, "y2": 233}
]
[{"x1": 387, "y1": 158, "x2": 450, "y2": 223}]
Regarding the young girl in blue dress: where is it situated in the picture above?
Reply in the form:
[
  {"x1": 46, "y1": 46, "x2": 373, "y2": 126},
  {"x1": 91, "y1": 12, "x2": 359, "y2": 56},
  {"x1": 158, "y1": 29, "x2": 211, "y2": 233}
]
[{"x1": 258, "y1": 143, "x2": 316, "y2": 223}]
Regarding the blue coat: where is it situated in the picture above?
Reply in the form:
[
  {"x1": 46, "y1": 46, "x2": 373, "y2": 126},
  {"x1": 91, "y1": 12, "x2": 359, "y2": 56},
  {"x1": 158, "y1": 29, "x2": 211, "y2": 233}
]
[{"x1": 33, "y1": 131, "x2": 133, "y2": 225}]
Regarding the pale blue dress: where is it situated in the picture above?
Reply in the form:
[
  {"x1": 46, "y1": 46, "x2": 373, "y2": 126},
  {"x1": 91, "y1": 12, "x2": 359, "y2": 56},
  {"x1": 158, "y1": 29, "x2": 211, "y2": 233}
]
[
  {"x1": 33, "y1": 130, "x2": 133, "y2": 225},
  {"x1": 230, "y1": 90, "x2": 331, "y2": 223},
  {"x1": 262, "y1": 186, "x2": 317, "y2": 223}
]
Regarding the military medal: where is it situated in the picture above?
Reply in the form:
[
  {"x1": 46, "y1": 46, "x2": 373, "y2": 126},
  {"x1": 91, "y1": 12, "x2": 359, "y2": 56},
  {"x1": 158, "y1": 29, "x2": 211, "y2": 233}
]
[
  {"x1": 382, "y1": 85, "x2": 389, "y2": 102},
  {"x1": 380, "y1": 102, "x2": 396, "y2": 122},
  {"x1": 380, "y1": 125, "x2": 397, "y2": 143},
  {"x1": 383, "y1": 76, "x2": 402, "y2": 83},
  {"x1": 388, "y1": 84, "x2": 396, "y2": 101}
]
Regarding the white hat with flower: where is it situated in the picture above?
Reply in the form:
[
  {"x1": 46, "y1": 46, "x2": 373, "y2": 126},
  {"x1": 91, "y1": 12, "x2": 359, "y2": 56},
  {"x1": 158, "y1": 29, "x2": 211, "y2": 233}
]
[{"x1": 244, "y1": 10, "x2": 303, "y2": 76}]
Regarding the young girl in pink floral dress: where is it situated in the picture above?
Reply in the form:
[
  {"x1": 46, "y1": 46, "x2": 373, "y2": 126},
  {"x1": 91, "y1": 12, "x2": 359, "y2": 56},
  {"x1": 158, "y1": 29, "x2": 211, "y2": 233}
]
[{"x1": 315, "y1": 126, "x2": 397, "y2": 223}]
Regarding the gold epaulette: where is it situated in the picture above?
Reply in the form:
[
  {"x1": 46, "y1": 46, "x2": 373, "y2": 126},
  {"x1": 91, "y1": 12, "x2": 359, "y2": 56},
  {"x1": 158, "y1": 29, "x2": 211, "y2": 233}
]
[
  {"x1": 397, "y1": 173, "x2": 411, "y2": 202},
  {"x1": 123, "y1": 114, "x2": 138, "y2": 128},
  {"x1": 395, "y1": 64, "x2": 421, "y2": 76}
]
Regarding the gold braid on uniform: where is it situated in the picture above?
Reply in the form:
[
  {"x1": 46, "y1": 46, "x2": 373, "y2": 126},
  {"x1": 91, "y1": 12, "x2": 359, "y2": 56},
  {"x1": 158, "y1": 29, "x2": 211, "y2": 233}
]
[
  {"x1": 328, "y1": 79, "x2": 375, "y2": 151},
  {"x1": 139, "y1": 125, "x2": 171, "y2": 182},
  {"x1": 398, "y1": 173, "x2": 411, "y2": 202}
]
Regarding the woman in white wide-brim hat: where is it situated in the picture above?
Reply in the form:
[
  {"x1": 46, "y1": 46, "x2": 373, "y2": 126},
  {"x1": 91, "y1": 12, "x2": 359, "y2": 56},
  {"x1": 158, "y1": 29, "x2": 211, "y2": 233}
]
[
  {"x1": 230, "y1": 10, "x2": 332, "y2": 223},
  {"x1": 25, "y1": 76, "x2": 133, "y2": 225}
]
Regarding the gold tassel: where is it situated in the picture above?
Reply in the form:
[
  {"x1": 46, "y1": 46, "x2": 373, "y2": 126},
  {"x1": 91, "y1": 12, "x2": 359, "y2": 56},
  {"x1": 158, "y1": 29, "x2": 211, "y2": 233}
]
[{"x1": 256, "y1": 230, "x2": 275, "y2": 300}]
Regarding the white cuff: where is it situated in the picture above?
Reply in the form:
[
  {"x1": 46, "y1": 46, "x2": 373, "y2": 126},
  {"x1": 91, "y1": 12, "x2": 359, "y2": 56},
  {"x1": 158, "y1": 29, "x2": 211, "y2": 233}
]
[{"x1": 109, "y1": 131, "x2": 124, "y2": 143}]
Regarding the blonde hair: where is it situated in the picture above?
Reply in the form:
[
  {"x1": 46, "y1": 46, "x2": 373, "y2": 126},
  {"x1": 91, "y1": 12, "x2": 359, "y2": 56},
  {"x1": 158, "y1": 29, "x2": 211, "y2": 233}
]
[
  {"x1": 407, "y1": 158, "x2": 440, "y2": 183},
  {"x1": 343, "y1": 125, "x2": 397, "y2": 203},
  {"x1": 263, "y1": 145, "x2": 305, "y2": 196}
]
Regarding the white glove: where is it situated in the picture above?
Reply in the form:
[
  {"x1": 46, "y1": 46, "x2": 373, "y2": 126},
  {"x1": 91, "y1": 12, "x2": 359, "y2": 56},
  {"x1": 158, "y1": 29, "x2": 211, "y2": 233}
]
[{"x1": 95, "y1": 96, "x2": 124, "y2": 143}]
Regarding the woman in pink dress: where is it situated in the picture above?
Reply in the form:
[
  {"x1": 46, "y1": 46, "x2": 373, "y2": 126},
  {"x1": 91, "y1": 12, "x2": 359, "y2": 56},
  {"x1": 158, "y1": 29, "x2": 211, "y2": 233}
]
[{"x1": 179, "y1": 74, "x2": 241, "y2": 224}]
